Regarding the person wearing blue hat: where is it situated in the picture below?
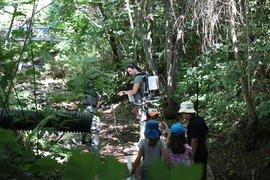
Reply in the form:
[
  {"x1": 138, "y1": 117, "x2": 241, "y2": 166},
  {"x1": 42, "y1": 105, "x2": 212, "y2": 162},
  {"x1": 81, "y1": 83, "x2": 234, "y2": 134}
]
[
  {"x1": 131, "y1": 120, "x2": 168, "y2": 179},
  {"x1": 166, "y1": 123, "x2": 194, "y2": 167}
]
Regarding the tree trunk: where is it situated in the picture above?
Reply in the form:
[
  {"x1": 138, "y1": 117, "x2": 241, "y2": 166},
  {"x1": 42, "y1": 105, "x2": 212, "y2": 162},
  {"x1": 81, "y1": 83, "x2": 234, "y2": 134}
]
[
  {"x1": 229, "y1": 0, "x2": 258, "y2": 149},
  {"x1": 125, "y1": 0, "x2": 138, "y2": 61},
  {"x1": 144, "y1": 0, "x2": 157, "y2": 75},
  {"x1": 164, "y1": 0, "x2": 186, "y2": 118},
  {"x1": 108, "y1": 34, "x2": 120, "y2": 68},
  {"x1": 133, "y1": 0, "x2": 157, "y2": 75},
  {"x1": 98, "y1": 4, "x2": 120, "y2": 69}
]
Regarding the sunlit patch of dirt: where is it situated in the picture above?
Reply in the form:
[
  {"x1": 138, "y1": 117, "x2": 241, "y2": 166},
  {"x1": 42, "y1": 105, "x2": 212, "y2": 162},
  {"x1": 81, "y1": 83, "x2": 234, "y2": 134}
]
[{"x1": 99, "y1": 109, "x2": 140, "y2": 163}]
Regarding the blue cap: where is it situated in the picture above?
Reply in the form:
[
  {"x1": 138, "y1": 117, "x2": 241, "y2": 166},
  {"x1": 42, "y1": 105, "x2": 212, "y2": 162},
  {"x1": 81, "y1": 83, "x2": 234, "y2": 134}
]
[
  {"x1": 170, "y1": 123, "x2": 186, "y2": 136},
  {"x1": 144, "y1": 120, "x2": 162, "y2": 139}
]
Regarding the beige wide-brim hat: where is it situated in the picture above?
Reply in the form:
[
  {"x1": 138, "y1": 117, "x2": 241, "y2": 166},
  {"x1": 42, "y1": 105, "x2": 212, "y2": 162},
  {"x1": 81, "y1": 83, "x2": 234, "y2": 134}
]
[{"x1": 178, "y1": 101, "x2": 196, "y2": 114}]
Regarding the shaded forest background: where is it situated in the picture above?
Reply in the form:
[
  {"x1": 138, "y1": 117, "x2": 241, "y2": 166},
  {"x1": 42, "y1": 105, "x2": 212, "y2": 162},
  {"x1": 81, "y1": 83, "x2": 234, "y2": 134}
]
[{"x1": 0, "y1": 0, "x2": 269, "y2": 179}]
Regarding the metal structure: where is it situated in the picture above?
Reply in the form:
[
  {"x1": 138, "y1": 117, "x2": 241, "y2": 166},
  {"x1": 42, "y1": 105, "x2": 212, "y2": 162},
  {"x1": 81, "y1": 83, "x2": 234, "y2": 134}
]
[
  {"x1": 0, "y1": 108, "x2": 93, "y2": 133},
  {"x1": 1, "y1": 26, "x2": 59, "y2": 41}
]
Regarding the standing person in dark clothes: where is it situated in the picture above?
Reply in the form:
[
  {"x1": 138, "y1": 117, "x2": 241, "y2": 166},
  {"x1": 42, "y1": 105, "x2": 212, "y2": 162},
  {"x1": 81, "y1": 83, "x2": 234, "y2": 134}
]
[
  {"x1": 178, "y1": 101, "x2": 208, "y2": 180},
  {"x1": 81, "y1": 81, "x2": 100, "y2": 153}
]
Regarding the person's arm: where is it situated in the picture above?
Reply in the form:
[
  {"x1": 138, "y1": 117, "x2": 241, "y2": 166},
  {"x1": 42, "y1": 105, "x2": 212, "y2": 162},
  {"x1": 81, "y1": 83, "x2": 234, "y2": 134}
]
[
  {"x1": 191, "y1": 138, "x2": 198, "y2": 158},
  {"x1": 131, "y1": 148, "x2": 143, "y2": 174},
  {"x1": 118, "y1": 83, "x2": 140, "y2": 96}
]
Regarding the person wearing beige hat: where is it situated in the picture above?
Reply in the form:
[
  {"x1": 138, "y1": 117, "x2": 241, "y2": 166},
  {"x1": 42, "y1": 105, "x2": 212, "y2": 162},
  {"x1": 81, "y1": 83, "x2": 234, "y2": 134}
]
[{"x1": 178, "y1": 101, "x2": 208, "y2": 180}]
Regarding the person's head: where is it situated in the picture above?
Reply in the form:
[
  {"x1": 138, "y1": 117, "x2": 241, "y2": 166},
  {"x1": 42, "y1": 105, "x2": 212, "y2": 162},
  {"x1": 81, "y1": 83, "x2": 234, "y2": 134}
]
[
  {"x1": 146, "y1": 108, "x2": 159, "y2": 120},
  {"x1": 144, "y1": 120, "x2": 162, "y2": 146},
  {"x1": 168, "y1": 123, "x2": 187, "y2": 154},
  {"x1": 126, "y1": 64, "x2": 142, "y2": 76},
  {"x1": 178, "y1": 101, "x2": 196, "y2": 121}
]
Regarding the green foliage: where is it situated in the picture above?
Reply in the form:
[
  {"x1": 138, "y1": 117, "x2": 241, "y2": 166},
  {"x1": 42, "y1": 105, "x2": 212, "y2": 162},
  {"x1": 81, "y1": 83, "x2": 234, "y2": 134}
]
[
  {"x1": 257, "y1": 95, "x2": 270, "y2": 119},
  {"x1": 0, "y1": 0, "x2": 270, "y2": 179},
  {"x1": 147, "y1": 160, "x2": 202, "y2": 180},
  {"x1": 62, "y1": 149, "x2": 130, "y2": 180},
  {"x1": 175, "y1": 41, "x2": 249, "y2": 130},
  {"x1": 170, "y1": 163, "x2": 202, "y2": 180},
  {"x1": 63, "y1": 151, "x2": 103, "y2": 180},
  {"x1": 0, "y1": 128, "x2": 62, "y2": 179},
  {"x1": 0, "y1": 127, "x2": 203, "y2": 179},
  {"x1": 264, "y1": 155, "x2": 270, "y2": 168}
]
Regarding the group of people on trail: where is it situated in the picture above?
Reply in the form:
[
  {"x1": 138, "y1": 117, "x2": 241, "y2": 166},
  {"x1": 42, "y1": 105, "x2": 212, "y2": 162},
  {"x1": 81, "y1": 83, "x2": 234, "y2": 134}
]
[
  {"x1": 117, "y1": 64, "x2": 208, "y2": 180},
  {"x1": 130, "y1": 102, "x2": 208, "y2": 180}
]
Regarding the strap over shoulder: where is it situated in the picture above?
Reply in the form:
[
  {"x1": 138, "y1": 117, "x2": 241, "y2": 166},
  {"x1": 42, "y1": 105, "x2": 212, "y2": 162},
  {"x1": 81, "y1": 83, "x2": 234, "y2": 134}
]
[{"x1": 135, "y1": 72, "x2": 148, "y2": 77}]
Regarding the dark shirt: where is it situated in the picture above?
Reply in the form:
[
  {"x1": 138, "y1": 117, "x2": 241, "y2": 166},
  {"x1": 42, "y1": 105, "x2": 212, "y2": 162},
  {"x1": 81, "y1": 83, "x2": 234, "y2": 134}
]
[
  {"x1": 187, "y1": 115, "x2": 208, "y2": 152},
  {"x1": 81, "y1": 81, "x2": 97, "y2": 106}
]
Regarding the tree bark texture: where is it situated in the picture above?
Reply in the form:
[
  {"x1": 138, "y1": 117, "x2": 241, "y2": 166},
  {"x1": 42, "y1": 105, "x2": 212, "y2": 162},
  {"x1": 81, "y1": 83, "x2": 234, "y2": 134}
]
[
  {"x1": 133, "y1": 0, "x2": 157, "y2": 75},
  {"x1": 164, "y1": 0, "x2": 186, "y2": 118},
  {"x1": 98, "y1": 4, "x2": 120, "y2": 69},
  {"x1": 125, "y1": 0, "x2": 138, "y2": 61},
  {"x1": 5, "y1": 5, "x2": 18, "y2": 44}
]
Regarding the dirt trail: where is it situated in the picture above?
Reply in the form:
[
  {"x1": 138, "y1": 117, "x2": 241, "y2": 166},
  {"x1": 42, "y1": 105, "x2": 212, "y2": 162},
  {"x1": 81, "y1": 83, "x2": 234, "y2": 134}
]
[{"x1": 99, "y1": 110, "x2": 140, "y2": 163}]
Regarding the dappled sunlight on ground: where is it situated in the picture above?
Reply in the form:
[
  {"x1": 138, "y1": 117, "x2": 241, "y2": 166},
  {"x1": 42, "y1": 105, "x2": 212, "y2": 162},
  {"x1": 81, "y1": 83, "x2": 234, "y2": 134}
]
[{"x1": 99, "y1": 111, "x2": 140, "y2": 163}]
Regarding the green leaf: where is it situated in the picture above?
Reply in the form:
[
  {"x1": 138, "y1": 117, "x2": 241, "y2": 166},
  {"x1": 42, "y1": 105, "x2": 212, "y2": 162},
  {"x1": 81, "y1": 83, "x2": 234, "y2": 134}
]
[
  {"x1": 25, "y1": 68, "x2": 36, "y2": 75},
  {"x1": 0, "y1": 78, "x2": 9, "y2": 90},
  {"x1": 98, "y1": 156, "x2": 127, "y2": 180},
  {"x1": 0, "y1": 128, "x2": 17, "y2": 143},
  {"x1": 33, "y1": 157, "x2": 61, "y2": 173},
  {"x1": 63, "y1": 151, "x2": 102, "y2": 180},
  {"x1": 147, "y1": 161, "x2": 170, "y2": 180},
  {"x1": 12, "y1": 29, "x2": 25, "y2": 37},
  {"x1": 32, "y1": 115, "x2": 53, "y2": 133},
  {"x1": 13, "y1": 11, "x2": 26, "y2": 17},
  {"x1": 21, "y1": 0, "x2": 36, "y2": 4},
  {"x1": 170, "y1": 164, "x2": 202, "y2": 180}
]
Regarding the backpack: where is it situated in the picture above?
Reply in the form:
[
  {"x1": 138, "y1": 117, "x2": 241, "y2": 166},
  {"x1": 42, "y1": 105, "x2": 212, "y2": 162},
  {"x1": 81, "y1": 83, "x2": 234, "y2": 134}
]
[{"x1": 128, "y1": 72, "x2": 159, "y2": 104}]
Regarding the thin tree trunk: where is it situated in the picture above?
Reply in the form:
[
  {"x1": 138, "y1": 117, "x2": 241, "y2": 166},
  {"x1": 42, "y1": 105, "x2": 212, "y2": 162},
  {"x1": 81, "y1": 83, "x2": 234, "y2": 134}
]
[
  {"x1": 133, "y1": 0, "x2": 157, "y2": 75},
  {"x1": 5, "y1": 4, "x2": 18, "y2": 45},
  {"x1": 125, "y1": 0, "x2": 138, "y2": 61},
  {"x1": 98, "y1": 4, "x2": 120, "y2": 69},
  {"x1": 165, "y1": 0, "x2": 174, "y2": 90},
  {"x1": 145, "y1": 0, "x2": 156, "y2": 75},
  {"x1": 229, "y1": 0, "x2": 258, "y2": 149},
  {"x1": 3, "y1": 1, "x2": 38, "y2": 110},
  {"x1": 108, "y1": 34, "x2": 120, "y2": 68},
  {"x1": 172, "y1": 0, "x2": 186, "y2": 94}
]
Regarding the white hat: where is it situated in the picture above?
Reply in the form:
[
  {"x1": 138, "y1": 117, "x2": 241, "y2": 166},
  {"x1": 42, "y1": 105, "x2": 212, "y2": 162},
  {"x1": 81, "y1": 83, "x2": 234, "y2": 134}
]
[{"x1": 178, "y1": 101, "x2": 196, "y2": 114}]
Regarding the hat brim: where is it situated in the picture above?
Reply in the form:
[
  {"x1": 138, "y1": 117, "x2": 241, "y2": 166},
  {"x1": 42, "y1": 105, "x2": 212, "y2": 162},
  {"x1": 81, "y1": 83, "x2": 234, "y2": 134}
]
[
  {"x1": 144, "y1": 129, "x2": 162, "y2": 139},
  {"x1": 170, "y1": 123, "x2": 186, "y2": 136},
  {"x1": 170, "y1": 129, "x2": 186, "y2": 136},
  {"x1": 178, "y1": 109, "x2": 196, "y2": 114},
  {"x1": 149, "y1": 112, "x2": 159, "y2": 117}
]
